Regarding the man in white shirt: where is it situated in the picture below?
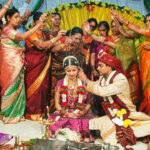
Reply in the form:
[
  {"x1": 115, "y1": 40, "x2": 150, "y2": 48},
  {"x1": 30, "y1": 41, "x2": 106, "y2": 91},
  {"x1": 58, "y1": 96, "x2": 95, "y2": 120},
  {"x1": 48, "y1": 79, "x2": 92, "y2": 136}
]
[{"x1": 79, "y1": 52, "x2": 150, "y2": 149}]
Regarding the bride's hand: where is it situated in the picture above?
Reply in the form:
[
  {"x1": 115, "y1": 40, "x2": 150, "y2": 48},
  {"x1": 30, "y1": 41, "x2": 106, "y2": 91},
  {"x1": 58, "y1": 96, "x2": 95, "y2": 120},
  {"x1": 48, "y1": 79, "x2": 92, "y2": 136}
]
[
  {"x1": 67, "y1": 113, "x2": 77, "y2": 118},
  {"x1": 75, "y1": 111, "x2": 85, "y2": 118}
]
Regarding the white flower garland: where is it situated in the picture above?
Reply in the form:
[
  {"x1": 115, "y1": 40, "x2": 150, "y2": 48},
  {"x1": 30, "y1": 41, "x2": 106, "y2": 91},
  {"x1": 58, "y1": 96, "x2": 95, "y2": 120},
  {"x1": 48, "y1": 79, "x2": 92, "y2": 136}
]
[
  {"x1": 55, "y1": 128, "x2": 81, "y2": 142},
  {"x1": 62, "y1": 75, "x2": 84, "y2": 106}
]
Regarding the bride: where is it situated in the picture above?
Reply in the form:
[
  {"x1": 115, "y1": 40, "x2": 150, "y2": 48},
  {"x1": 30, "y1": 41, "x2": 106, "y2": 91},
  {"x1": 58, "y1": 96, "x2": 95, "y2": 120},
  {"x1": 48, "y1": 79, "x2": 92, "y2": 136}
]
[{"x1": 48, "y1": 56, "x2": 93, "y2": 141}]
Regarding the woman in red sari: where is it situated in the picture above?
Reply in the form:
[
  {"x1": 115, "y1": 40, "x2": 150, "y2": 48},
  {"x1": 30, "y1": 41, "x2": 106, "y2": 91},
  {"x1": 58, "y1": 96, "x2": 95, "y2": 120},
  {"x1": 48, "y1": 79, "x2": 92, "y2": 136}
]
[
  {"x1": 111, "y1": 11, "x2": 150, "y2": 115},
  {"x1": 49, "y1": 27, "x2": 86, "y2": 112},
  {"x1": 25, "y1": 12, "x2": 66, "y2": 121}
]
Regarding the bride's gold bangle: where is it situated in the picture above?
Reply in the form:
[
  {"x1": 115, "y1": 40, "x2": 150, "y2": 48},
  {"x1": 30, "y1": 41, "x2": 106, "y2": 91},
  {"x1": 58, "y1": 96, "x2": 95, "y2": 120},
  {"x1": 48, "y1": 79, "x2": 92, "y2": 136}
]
[{"x1": 59, "y1": 109, "x2": 66, "y2": 115}]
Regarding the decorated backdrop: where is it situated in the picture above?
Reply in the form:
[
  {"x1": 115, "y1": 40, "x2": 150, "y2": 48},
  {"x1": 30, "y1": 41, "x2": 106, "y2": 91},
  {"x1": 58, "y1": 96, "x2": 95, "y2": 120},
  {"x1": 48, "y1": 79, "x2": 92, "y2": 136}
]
[
  {"x1": 44, "y1": 1, "x2": 146, "y2": 62},
  {"x1": 0, "y1": 0, "x2": 147, "y2": 62},
  {"x1": 0, "y1": 0, "x2": 148, "y2": 16}
]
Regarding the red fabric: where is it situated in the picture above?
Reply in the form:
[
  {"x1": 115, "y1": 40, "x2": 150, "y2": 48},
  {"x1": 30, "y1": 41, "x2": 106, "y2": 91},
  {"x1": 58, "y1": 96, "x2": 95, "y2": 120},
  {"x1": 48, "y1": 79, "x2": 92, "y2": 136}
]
[
  {"x1": 145, "y1": 29, "x2": 150, "y2": 38},
  {"x1": 98, "y1": 53, "x2": 125, "y2": 74},
  {"x1": 83, "y1": 34, "x2": 93, "y2": 44},
  {"x1": 116, "y1": 125, "x2": 137, "y2": 150},
  {"x1": 59, "y1": 36, "x2": 66, "y2": 43},
  {"x1": 25, "y1": 37, "x2": 50, "y2": 115}
]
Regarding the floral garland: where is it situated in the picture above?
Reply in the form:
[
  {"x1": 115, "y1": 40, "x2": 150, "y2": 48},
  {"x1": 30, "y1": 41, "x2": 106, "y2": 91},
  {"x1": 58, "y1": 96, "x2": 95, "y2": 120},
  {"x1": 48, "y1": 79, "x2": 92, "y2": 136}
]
[
  {"x1": 60, "y1": 76, "x2": 85, "y2": 110},
  {"x1": 48, "y1": 1, "x2": 144, "y2": 22},
  {"x1": 100, "y1": 72, "x2": 132, "y2": 128},
  {"x1": 103, "y1": 97, "x2": 132, "y2": 128},
  {"x1": 21, "y1": 138, "x2": 38, "y2": 147}
]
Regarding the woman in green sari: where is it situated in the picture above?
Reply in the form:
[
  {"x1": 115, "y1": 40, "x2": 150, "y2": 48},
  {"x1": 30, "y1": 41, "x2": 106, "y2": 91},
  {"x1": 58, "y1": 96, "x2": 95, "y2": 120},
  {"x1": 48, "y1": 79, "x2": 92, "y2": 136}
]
[
  {"x1": 83, "y1": 20, "x2": 141, "y2": 105},
  {"x1": 0, "y1": 8, "x2": 46, "y2": 124},
  {"x1": 103, "y1": 20, "x2": 142, "y2": 105}
]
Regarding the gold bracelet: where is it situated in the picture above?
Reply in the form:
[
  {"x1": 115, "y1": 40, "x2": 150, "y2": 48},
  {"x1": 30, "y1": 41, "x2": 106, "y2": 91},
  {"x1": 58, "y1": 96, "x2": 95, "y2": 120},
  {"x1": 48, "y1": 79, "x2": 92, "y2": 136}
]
[
  {"x1": 59, "y1": 109, "x2": 66, "y2": 115},
  {"x1": 119, "y1": 26, "x2": 123, "y2": 30},
  {"x1": 30, "y1": 30, "x2": 34, "y2": 35},
  {"x1": 60, "y1": 43, "x2": 65, "y2": 49},
  {"x1": 4, "y1": 5, "x2": 9, "y2": 9},
  {"x1": 51, "y1": 38, "x2": 57, "y2": 44},
  {"x1": 79, "y1": 111, "x2": 85, "y2": 115}
]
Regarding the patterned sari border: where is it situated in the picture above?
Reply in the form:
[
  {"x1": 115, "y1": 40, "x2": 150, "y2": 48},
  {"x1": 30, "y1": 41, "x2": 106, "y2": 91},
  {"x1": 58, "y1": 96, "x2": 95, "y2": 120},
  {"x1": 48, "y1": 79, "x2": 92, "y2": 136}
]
[
  {"x1": 0, "y1": 115, "x2": 25, "y2": 124},
  {"x1": 27, "y1": 55, "x2": 51, "y2": 99},
  {"x1": 1, "y1": 72, "x2": 24, "y2": 110},
  {"x1": 0, "y1": 44, "x2": 24, "y2": 97}
]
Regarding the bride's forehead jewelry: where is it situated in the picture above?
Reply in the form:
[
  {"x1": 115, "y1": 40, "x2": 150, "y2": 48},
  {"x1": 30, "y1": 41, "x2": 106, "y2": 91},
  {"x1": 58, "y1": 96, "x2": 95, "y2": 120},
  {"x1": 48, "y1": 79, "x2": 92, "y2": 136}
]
[{"x1": 63, "y1": 56, "x2": 79, "y2": 69}]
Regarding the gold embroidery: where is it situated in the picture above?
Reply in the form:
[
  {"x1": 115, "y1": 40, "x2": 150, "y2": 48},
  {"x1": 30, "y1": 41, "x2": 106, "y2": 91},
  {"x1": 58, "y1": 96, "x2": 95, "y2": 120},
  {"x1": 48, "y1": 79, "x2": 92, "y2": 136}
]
[
  {"x1": 1, "y1": 75, "x2": 24, "y2": 110},
  {"x1": 26, "y1": 114, "x2": 43, "y2": 121},
  {"x1": 27, "y1": 55, "x2": 51, "y2": 98},
  {"x1": 0, "y1": 115, "x2": 25, "y2": 124}
]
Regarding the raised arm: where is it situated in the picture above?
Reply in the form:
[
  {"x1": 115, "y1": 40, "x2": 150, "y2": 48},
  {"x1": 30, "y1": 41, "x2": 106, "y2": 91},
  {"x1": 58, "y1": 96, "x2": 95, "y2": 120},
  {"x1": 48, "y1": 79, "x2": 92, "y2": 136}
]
[
  {"x1": 78, "y1": 69, "x2": 127, "y2": 97},
  {"x1": 85, "y1": 78, "x2": 127, "y2": 97},
  {"x1": 17, "y1": 10, "x2": 31, "y2": 28},
  {"x1": 113, "y1": 17, "x2": 135, "y2": 38},
  {"x1": 83, "y1": 21, "x2": 105, "y2": 43},
  {"x1": 15, "y1": 13, "x2": 46, "y2": 41},
  {"x1": 103, "y1": 41, "x2": 115, "y2": 48},
  {"x1": 51, "y1": 36, "x2": 73, "y2": 52},
  {"x1": 0, "y1": 0, "x2": 12, "y2": 20},
  {"x1": 18, "y1": 0, "x2": 31, "y2": 16},
  {"x1": 110, "y1": 9, "x2": 146, "y2": 36},
  {"x1": 35, "y1": 30, "x2": 66, "y2": 50}
]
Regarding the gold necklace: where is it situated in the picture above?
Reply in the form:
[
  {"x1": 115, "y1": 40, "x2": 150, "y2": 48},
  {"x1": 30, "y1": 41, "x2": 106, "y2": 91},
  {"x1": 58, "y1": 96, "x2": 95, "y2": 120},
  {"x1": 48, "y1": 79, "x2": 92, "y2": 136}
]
[{"x1": 68, "y1": 79, "x2": 78, "y2": 97}]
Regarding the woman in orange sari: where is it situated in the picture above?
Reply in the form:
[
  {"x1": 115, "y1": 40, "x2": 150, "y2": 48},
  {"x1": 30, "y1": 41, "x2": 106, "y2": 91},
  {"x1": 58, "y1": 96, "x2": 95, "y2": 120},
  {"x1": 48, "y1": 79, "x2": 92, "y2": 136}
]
[
  {"x1": 112, "y1": 12, "x2": 150, "y2": 115},
  {"x1": 25, "y1": 12, "x2": 66, "y2": 121},
  {"x1": 0, "y1": 8, "x2": 45, "y2": 124}
]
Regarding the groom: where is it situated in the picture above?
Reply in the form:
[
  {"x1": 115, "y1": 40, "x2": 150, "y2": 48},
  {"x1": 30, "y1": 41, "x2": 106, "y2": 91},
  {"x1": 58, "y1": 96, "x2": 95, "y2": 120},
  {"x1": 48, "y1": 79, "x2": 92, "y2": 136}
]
[{"x1": 78, "y1": 52, "x2": 150, "y2": 149}]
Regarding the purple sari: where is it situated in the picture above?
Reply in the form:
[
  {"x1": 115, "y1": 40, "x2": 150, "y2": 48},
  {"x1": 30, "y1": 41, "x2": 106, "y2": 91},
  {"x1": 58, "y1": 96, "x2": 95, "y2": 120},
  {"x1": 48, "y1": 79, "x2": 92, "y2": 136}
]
[{"x1": 49, "y1": 79, "x2": 94, "y2": 138}]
